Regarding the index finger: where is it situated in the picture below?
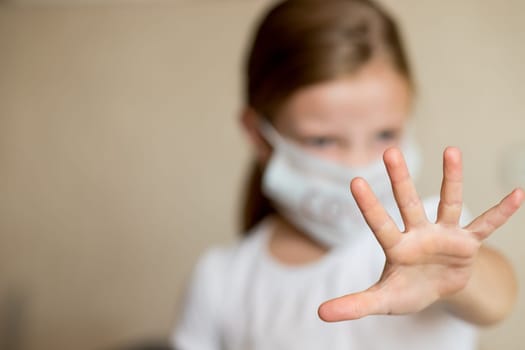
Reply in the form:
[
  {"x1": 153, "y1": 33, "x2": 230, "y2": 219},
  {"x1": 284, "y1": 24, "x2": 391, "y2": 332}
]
[{"x1": 351, "y1": 177, "x2": 401, "y2": 250}]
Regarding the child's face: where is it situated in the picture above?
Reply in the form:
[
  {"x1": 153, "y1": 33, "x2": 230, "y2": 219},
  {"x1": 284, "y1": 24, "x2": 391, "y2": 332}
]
[{"x1": 273, "y1": 61, "x2": 412, "y2": 167}]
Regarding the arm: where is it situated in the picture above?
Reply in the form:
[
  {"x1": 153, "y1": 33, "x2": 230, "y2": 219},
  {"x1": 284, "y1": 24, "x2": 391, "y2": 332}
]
[
  {"x1": 171, "y1": 248, "x2": 227, "y2": 350},
  {"x1": 442, "y1": 244, "x2": 518, "y2": 326}
]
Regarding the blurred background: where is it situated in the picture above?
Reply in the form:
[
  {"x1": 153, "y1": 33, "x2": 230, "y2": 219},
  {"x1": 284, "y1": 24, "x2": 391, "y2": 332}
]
[{"x1": 0, "y1": 0, "x2": 524, "y2": 349}]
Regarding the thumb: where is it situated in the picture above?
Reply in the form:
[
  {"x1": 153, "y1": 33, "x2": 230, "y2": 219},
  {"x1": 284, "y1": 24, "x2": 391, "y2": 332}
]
[{"x1": 318, "y1": 288, "x2": 386, "y2": 322}]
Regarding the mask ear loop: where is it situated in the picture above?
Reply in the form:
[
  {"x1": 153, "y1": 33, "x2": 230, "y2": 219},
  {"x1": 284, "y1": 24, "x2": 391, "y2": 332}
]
[
  {"x1": 258, "y1": 118, "x2": 306, "y2": 160},
  {"x1": 257, "y1": 117, "x2": 280, "y2": 146}
]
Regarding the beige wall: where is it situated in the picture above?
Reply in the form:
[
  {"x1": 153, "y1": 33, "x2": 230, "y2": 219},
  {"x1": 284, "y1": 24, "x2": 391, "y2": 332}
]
[{"x1": 0, "y1": 1, "x2": 523, "y2": 349}]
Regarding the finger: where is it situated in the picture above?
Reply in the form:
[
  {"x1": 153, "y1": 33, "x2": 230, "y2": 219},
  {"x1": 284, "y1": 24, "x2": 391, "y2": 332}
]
[
  {"x1": 383, "y1": 147, "x2": 428, "y2": 230},
  {"x1": 465, "y1": 188, "x2": 525, "y2": 240},
  {"x1": 318, "y1": 288, "x2": 386, "y2": 322},
  {"x1": 437, "y1": 147, "x2": 463, "y2": 226},
  {"x1": 351, "y1": 177, "x2": 401, "y2": 250}
]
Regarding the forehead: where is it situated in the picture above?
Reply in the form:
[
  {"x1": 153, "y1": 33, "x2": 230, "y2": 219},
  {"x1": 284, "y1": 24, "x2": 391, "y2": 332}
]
[{"x1": 275, "y1": 62, "x2": 412, "y2": 132}]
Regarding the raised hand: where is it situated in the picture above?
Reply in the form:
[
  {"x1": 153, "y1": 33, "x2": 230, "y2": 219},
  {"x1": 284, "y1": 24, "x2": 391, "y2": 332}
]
[{"x1": 318, "y1": 147, "x2": 524, "y2": 322}]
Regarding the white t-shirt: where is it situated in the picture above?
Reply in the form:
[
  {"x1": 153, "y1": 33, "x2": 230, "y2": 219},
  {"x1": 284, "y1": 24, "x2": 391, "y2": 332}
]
[{"x1": 172, "y1": 196, "x2": 477, "y2": 350}]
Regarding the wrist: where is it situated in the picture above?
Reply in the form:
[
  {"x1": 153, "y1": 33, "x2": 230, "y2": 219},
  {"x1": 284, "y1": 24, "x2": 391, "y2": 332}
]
[{"x1": 439, "y1": 245, "x2": 517, "y2": 326}]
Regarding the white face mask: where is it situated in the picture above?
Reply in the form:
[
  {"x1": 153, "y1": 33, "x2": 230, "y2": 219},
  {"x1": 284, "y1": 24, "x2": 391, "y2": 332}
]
[{"x1": 259, "y1": 120, "x2": 422, "y2": 248}]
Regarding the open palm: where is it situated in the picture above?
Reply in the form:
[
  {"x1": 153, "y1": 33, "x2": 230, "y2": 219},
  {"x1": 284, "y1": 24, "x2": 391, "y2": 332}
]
[{"x1": 318, "y1": 146, "x2": 524, "y2": 322}]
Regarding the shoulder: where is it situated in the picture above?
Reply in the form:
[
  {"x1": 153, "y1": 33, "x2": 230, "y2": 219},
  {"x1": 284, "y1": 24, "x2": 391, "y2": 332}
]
[
  {"x1": 188, "y1": 218, "x2": 272, "y2": 288},
  {"x1": 189, "y1": 246, "x2": 234, "y2": 290},
  {"x1": 177, "y1": 219, "x2": 272, "y2": 322}
]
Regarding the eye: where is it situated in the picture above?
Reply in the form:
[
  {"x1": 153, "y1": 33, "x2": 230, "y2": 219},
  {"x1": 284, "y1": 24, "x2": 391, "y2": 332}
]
[
  {"x1": 302, "y1": 136, "x2": 338, "y2": 148},
  {"x1": 376, "y1": 129, "x2": 399, "y2": 142}
]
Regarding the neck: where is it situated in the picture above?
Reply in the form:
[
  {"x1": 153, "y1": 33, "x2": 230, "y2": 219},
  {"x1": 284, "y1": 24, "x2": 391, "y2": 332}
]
[{"x1": 267, "y1": 215, "x2": 329, "y2": 266}]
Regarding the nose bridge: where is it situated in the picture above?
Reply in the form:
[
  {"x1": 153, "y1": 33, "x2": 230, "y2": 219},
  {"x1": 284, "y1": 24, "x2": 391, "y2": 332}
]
[{"x1": 345, "y1": 142, "x2": 374, "y2": 167}]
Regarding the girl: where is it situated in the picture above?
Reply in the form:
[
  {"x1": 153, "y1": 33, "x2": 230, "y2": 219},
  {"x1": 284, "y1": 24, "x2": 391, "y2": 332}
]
[{"x1": 172, "y1": 0, "x2": 524, "y2": 349}]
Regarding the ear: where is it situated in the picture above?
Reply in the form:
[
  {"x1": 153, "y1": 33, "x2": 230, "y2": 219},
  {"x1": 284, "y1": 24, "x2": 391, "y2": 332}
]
[{"x1": 239, "y1": 107, "x2": 272, "y2": 164}]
